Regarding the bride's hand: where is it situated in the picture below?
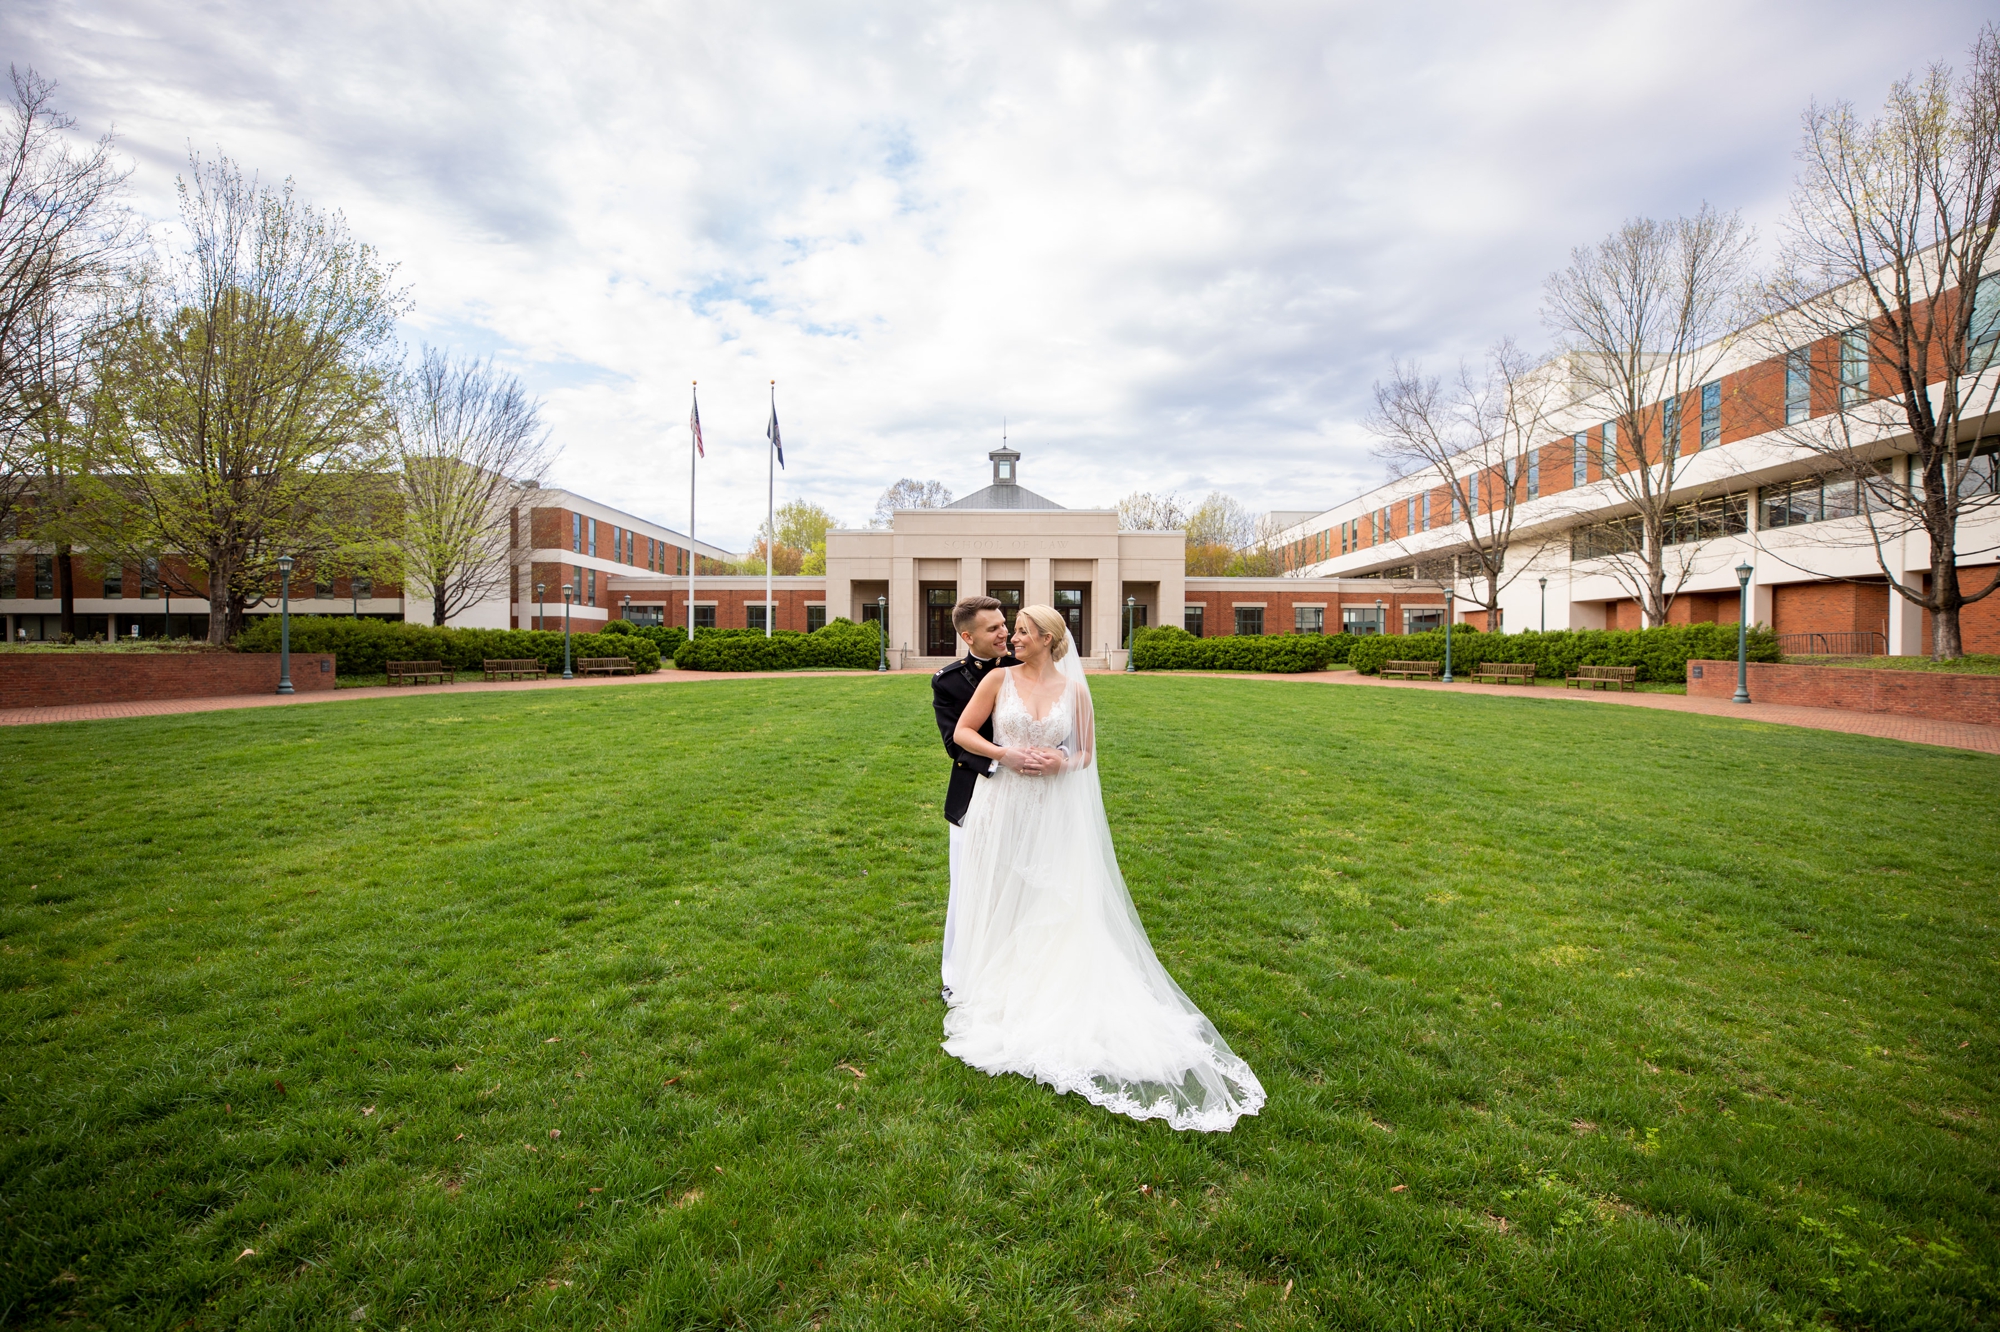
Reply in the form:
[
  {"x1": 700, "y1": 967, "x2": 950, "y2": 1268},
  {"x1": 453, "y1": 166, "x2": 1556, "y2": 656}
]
[{"x1": 998, "y1": 746, "x2": 1047, "y2": 776}]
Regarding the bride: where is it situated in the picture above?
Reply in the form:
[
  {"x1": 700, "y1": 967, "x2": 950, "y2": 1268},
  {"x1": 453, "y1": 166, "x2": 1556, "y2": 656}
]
[{"x1": 944, "y1": 604, "x2": 1264, "y2": 1132}]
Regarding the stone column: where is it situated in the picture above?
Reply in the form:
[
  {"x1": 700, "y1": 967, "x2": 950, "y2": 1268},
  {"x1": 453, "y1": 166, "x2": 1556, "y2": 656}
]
[
  {"x1": 890, "y1": 555, "x2": 917, "y2": 666},
  {"x1": 1027, "y1": 557, "x2": 1053, "y2": 609},
  {"x1": 1095, "y1": 554, "x2": 1119, "y2": 661}
]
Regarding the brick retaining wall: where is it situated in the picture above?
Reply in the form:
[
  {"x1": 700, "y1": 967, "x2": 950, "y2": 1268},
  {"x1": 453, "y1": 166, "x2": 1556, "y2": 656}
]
[
  {"x1": 0, "y1": 652, "x2": 337, "y2": 709},
  {"x1": 1686, "y1": 658, "x2": 2000, "y2": 727}
]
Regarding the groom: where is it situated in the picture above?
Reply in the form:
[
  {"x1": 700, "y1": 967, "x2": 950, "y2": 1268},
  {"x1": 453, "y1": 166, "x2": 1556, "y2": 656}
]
[{"x1": 933, "y1": 595, "x2": 1047, "y2": 999}]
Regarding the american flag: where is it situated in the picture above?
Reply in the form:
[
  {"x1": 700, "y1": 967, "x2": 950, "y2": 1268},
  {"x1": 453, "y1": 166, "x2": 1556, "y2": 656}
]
[{"x1": 690, "y1": 390, "x2": 705, "y2": 458}]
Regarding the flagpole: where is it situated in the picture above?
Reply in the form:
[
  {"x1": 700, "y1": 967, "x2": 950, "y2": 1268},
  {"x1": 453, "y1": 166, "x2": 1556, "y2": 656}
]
[
  {"x1": 689, "y1": 381, "x2": 698, "y2": 643},
  {"x1": 765, "y1": 380, "x2": 775, "y2": 638}
]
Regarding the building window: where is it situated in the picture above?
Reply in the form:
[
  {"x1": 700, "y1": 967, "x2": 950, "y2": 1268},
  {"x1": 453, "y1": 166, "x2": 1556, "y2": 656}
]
[
  {"x1": 694, "y1": 604, "x2": 716, "y2": 629},
  {"x1": 1503, "y1": 458, "x2": 1518, "y2": 498},
  {"x1": 141, "y1": 557, "x2": 160, "y2": 599},
  {"x1": 1341, "y1": 605, "x2": 1384, "y2": 636},
  {"x1": 1421, "y1": 492, "x2": 1431, "y2": 529},
  {"x1": 1662, "y1": 397, "x2": 1682, "y2": 457},
  {"x1": 629, "y1": 603, "x2": 664, "y2": 627},
  {"x1": 1958, "y1": 438, "x2": 2000, "y2": 499},
  {"x1": 1841, "y1": 327, "x2": 1870, "y2": 405},
  {"x1": 588, "y1": 521, "x2": 598, "y2": 558},
  {"x1": 1700, "y1": 381, "x2": 1721, "y2": 449},
  {"x1": 1661, "y1": 493, "x2": 1750, "y2": 545},
  {"x1": 1527, "y1": 449, "x2": 1540, "y2": 498},
  {"x1": 1785, "y1": 349, "x2": 1811, "y2": 424},
  {"x1": 746, "y1": 603, "x2": 768, "y2": 631},
  {"x1": 1570, "y1": 518, "x2": 1642, "y2": 561},
  {"x1": 354, "y1": 574, "x2": 372, "y2": 600},
  {"x1": 997, "y1": 459, "x2": 1013, "y2": 480},
  {"x1": 1972, "y1": 273, "x2": 2000, "y2": 371},
  {"x1": 1602, "y1": 420, "x2": 1617, "y2": 473},
  {"x1": 807, "y1": 604, "x2": 826, "y2": 632},
  {"x1": 1234, "y1": 606, "x2": 1264, "y2": 636},
  {"x1": 1573, "y1": 431, "x2": 1588, "y2": 486},
  {"x1": 0, "y1": 554, "x2": 14, "y2": 597},
  {"x1": 572, "y1": 512, "x2": 581, "y2": 552},
  {"x1": 103, "y1": 564, "x2": 123, "y2": 598},
  {"x1": 1184, "y1": 604, "x2": 1204, "y2": 636},
  {"x1": 587, "y1": 568, "x2": 596, "y2": 604},
  {"x1": 35, "y1": 553, "x2": 54, "y2": 598},
  {"x1": 1403, "y1": 608, "x2": 1444, "y2": 634},
  {"x1": 1294, "y1": 605, "x2": 1323, "y2": 635}
]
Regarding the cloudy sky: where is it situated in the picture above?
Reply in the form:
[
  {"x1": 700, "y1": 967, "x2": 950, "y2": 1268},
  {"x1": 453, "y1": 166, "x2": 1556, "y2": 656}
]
[{"x1": 3, "y1": 2, "x2": 1992, "y2": 548}]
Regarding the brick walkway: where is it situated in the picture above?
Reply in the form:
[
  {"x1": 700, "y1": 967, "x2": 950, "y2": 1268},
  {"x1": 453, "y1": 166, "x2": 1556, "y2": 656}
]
[{"x1": 4, "y1": 664, "x2": 1996, "y2": 756}]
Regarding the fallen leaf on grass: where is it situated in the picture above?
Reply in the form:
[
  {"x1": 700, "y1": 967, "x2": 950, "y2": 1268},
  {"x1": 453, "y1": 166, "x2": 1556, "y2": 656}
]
[
  {"x1": 454, "y1": 1133, "x2": 465, "y2": 1141},
  {"x1": 272, "y1": 1081, "x2": 285, "y2": 1095},
  {"x1": 1572, "y1": 1119, "x2": 1598, "y2": 1135},
  {"x1": 50, "y1": 1271, "x2": 77, "y2": 1285},
  {"x1": 549, "y1": 1129, "x2": 561, "y2": 1140},
  {"x1": 1281, "y1": 1279, "x2": 1293, "y2": 1302},
  {"x1": 235, "y1": 1248, "x2": 256, "y2": 1262},
  {"x1": 677, "y1": 1189, "x2": 703, "y2": 1207},
  {"x1": 836, "y1": 1063, "x2": 867, "y2": 1080},
  {"x1": 714, "y1": 1165, "x2": 724, "y2": 1174},
  {"x1": 1486, "y1": 1213, "x2": 1510, "y2": 1234},
  {"x1": 589, "y1": 1187, "x2": 603, "y2": 1193},
  {"x1": 662, "y1": 1078, "x2": 678, "y2": 1086},
  {"x1": 1390, "y1": 1185, "x2": 1407, "y2": 1193},
  {"x1": 361, "y1": 1106, "x2": 375, "y2": 1116},
  {"x1": 1961, "y1": 1041, "x2": 1971, "y2": 1049},
  {"x1": 1370, "y1": 1119, "x2": 1393, "y2": 1134},
  {"x1": 349, "y1": 1307, "x2": 366, "y2": 1322},
  {"x1": 544, "y1": 1037, "x2": 562, "y2": 1044}
]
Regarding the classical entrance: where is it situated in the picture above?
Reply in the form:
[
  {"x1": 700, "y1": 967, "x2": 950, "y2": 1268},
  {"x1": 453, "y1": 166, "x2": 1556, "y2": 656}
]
[
  {"x1": 924, "y1": 585, "x2": 959, "y2": 656},
  {"x1": 987, "y1": 583, "x2": 1023, "y2": 630},
  {"x1": 1054, "y1": 584, "x2": 1089, "y2": 655}
]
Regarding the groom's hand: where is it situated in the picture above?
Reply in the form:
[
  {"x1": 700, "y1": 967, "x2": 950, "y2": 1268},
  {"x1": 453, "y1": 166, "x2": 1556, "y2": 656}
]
[{"x1": 998, "y1": 747, "x2": 1047, "y2": 775}]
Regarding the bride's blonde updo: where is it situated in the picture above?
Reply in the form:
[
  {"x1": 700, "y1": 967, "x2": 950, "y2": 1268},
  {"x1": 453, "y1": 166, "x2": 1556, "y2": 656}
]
[{"x1": 1016, "y1": 604, "x2": 1070, "y2": 661}]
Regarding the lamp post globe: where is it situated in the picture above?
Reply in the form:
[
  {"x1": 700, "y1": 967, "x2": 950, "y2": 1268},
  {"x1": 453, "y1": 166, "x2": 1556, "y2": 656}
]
[
  {"x1": 275, "y1": 555, "x2": 295, "y2": 694},
  {"x1": 561, "y1": 583, "x2": 574, "y2": 680},
  {"x1": 1375, "y1": 597, "x2": 1385, "y2": 637},
  {"x1": 1442, "y1": 587, "x2": 1455, "y2": 683},
  {"x1": 1733, "y1": 562, "x2": 1754, "y2": 704},
  {"x1": 875, "y1": 595, "x2": 889, "y2": 672},
  {"x1": 1539, "y1": 575, "x2": 1548, "y2": 632},
  {"x1": 1125, "y1": 596, "x2": 1138, "y2": 672},
  {"x1": 535, "y1": 582, "x2": 545, "y2": 632}
]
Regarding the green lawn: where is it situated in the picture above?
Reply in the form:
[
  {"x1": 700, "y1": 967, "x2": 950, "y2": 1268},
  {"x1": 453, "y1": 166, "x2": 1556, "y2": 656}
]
[{"x1": 2, "y1": 677, "x2": 1996, "y2": 1330}]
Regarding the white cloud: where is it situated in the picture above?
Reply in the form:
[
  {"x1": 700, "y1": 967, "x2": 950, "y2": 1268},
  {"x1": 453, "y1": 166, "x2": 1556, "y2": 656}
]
[{"x1": 4, "y1": 0, "x2": 1991, "y2": 546}]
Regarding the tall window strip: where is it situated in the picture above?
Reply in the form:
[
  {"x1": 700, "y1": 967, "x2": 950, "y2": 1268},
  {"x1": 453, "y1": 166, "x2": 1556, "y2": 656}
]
[
  {"x1": 1785, "y1": 350, "x2": 1811, "y2": 424},
  {"x1": 1573, "y1": 432, "x2": 1588, "y2": 486},
  {"x1": 572, "y1": 512, "x2": 581, "y2": 552},
  {"x1": 588, "y1": 521, "x2": 598, "y2": 558},
  {"x1": 1527, "y1": 448, "x2": 1540, "y2": 498},
  {"x1": 1421, "y1": 491, "x2": 1431, "y2": 529},
  {"x1": 1841, "y1": 327, "x2": 1870, "y2": 405},
  {"x1": 140, "y1": 557, "x2": 160, "y2": 598},
  {"x1": 103, "y1": 563, "x2": 123, "y2": 598},
  {"x1": 1503, "y1": 458, "x2": 1518, "y2": 496},
  {"x1": 1602, "y1": 420, "x2": 1617, "y2": 473},
  {"x1": 1974, "y1": 273, "x2": 2000, "y2": 372},
  {"x1": 1700, "y1": 381, "x2": 1721, "y2": 449},
  {"x1": 1662, "y1": 398, "x2": 1682, "y2": 457}
]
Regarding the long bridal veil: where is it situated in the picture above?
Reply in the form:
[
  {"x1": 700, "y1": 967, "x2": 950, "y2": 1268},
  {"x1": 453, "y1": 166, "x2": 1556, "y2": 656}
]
[{"x1": 942, "y1": 637, "x2": 1264, "y2": 1132}]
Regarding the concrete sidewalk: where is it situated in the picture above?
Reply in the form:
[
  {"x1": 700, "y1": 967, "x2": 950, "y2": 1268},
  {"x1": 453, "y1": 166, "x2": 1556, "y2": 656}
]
[{"x1": 3, "y1": 662, "x2": 1996, "y2": 756}]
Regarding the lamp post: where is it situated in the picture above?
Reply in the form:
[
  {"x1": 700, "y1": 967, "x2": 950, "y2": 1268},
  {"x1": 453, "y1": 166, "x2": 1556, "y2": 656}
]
[
  {"x1": 1539, "y1": 575, "x2": 1548, "y2": 632},
  {"x1": 561, "y1": 583, "x2": 574, "y2": 679},
  {"x1": 1733, "y1": 561, "x2": 1754, "y2": 704},
  {"x1": 1442, "y1": 587, "x2": 1455, "y2": 683},
  {"x1": 1125, "y1": 596, "x2": 1137, "y2": 672},
  {"x1": 276, "y1": 555, "x2": 295, "y2": 694},
  {"x1": 876, "y1": 595, "x2": 889, "y2": 672},
  {"x1": 621, "y1": 594, "x2": 631, "y2": 626},
  {"x1": 536, "y1": 582, "x2": 545, "y2": 632},
  {"x1": 1375, "y1": 597, "x2": 1385, "y2": 638}
]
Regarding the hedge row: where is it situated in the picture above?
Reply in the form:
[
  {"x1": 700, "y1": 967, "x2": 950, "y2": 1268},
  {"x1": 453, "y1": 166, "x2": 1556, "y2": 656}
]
[
  {"x1": 232, "y1": 616, "x2": 661, "y2": 676},
  {"x1": 1345, "y1": 623, "x2": 1779, "y2": 682},
  {"x1": 1130, "y1": 626, "x2": 1353, "y2": 673},
  {"x1": 672, "y1": 619, "x2": 883, "y2": 671}
]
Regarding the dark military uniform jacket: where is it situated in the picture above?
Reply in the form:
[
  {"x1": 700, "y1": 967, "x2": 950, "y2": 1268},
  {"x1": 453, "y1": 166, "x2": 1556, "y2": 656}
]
[{"x1": 932, "y1": 651, "x2": 1020, "y2": 826}]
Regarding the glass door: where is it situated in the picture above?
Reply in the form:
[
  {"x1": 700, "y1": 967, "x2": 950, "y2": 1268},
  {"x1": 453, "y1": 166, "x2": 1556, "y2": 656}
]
[
  {"x1": 924, "y1": 586, "x2": 959, "y2": 656},
  {"x1": 1054, "y1": 585, "x2": 1088, "y2": 655}
]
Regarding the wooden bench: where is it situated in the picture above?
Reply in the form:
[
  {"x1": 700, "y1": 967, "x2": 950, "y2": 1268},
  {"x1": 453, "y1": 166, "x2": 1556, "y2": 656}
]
[
  {"x1": 1380, "y1": 659, "x2": 1443, "y2": 680},
  {"x1": 576, "y1": 656, "x2": 636, "y2": 677},
  {"x1": 386, "y1": 660, "x2": 451, "y2": 686},
  {"x1": 483, "y1": 658, "x2": 547, "y2": 682},
  {"x1": 1565, "y1": 664, "x2": 1639, "y2": 691},
  {"x1": 1471, "y1": 661, "x2": 1538, "y2": 685}
]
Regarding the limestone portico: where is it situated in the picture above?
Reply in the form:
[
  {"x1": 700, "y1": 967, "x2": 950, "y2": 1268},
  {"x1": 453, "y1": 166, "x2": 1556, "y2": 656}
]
[{"x1": 823, "y1": 447, "x2": 1185, "y2": 668}]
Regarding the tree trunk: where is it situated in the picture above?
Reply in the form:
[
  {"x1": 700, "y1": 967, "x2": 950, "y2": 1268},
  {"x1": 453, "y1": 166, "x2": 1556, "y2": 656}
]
[
  {"x1": 1931, "y1": 555, "x2": 1964, "y2": 660},
  {"x1": 433, "y1": 581, "x2": 448, "y2": 627},
  {"x1": 207, "y1": 562, "x2": 232, "y2": 645},
  {"x1": 55, "y1": 543, "x2": 75, "y2": 640}
]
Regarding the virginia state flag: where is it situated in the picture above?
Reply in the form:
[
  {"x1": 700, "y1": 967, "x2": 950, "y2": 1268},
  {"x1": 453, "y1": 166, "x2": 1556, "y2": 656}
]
[{"x1": 766, "y1": 395, "x2": 783, "y2": 468}]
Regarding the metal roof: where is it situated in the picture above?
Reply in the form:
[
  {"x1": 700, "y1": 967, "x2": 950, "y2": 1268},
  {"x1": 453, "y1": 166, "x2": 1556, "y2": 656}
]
[{"x1": 944, "y1": 483, "x2": 1066, "y2": 511}]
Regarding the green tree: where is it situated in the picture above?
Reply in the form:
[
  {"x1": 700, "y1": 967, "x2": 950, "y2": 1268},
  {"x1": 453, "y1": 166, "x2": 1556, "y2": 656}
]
[{"x1": 94, "y1": 155, "x2": 404, "y2": 642}]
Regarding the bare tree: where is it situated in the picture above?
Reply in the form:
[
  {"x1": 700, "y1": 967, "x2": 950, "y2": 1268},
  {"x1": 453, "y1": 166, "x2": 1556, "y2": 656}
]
[
  {"x1": 1542, "y1": 206, "x2": 1757, "y2": 626},
  {"x1": 1116, "y1": 490, "x2": 1188, "y2": 532},
  {"x1": 1753, "y1": 26, "x2": 2000, "y2": 658},
  {"x1": 1184, "y1": 491, "x2": 1254, "y2": 574},
  {"x1": 0, "y1": 67, "x2": 133, "y2": 540},
  {"x1": 97, "y1": 154, "x2": 404, "y2": 642},
  {"x1": 871, "y1": 477, "x2": 952, "y2": 526},
  {"x1": 1368, "y1": 339, "x2": 1564, "y2": 623},
  {"x1": 395, "y1": 347, "x2": 551, "y2": 626}
]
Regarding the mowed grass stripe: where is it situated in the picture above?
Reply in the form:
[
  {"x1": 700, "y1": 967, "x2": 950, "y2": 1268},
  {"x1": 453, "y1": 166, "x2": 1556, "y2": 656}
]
[{"x1": 0, "y1": 675, "x2": 1995, "y2": 1330}]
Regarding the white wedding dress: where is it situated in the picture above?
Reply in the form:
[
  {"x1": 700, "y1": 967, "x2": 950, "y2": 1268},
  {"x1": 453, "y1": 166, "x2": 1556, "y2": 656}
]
[{"x1": 942, "y1": 649, "x2": 1265, "y2": 1132}]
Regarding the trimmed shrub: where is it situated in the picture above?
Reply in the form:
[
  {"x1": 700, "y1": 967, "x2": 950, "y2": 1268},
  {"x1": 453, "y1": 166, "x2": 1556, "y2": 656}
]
[
  {"x1": 232, "y1": 617, "x2": 661, "y2": 676},
  {"x1": 1131, "y1": 625, "x2": 1351, "y2": 673},
  {"x1": 673, "y1": 619, "x2": 881, "y2": 671},
  {"x1": 1345, "y1": 623, "x2": 1779, "y2": 683},
  {"x1": 631, "y1": 624, "x2": 689, "y2": 663},
  {"x1": 601, "y1": 619, "x2": 636, "y2": 635}
]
